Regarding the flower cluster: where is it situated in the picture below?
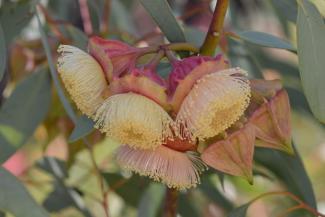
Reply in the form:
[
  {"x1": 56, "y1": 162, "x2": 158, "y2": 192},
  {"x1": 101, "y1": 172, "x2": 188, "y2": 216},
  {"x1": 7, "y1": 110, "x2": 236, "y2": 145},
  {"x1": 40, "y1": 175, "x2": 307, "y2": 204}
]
[{"x1": 57, "y1": 36, "x2": 292, "y2": 190}]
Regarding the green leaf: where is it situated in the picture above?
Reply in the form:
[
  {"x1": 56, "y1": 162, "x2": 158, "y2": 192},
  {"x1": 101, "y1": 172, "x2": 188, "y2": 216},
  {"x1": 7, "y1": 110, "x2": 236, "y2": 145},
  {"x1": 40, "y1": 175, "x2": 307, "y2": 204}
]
[
  {"x1": 297, "y1": 0, "x2": 325, "y2": 123},
  {"x1": 254, "y1": 145, "x2": 316, "y2": 208},
  {"x1": 103, "y1": 173, "x2": 149, "y2": 206},
  {"x1": 0, "y1": 68, "x2": 51, "y2": 163},
  {"x1": 139, "y1": 0, "x2": 186, "y2": 43},
  {"x1": 270, "y1": 0, "x2": 297, "y2": 22},
  {"x1": 64, "y1": 25, "x2": 88, "y2": 51},
  {"x1": 0, "y1": 24, "x2": 6, "y2": 81},
  {"x1": 110, "y1": 0, "x2": 137, "y2": 35},
  {"x1": 37, "y1": 157, "x2": 68, "y2": 179},
  {"x1": 43, "y1": 183, "x2": 93, "y2": 217},
  {"x1": 0, "y1": 167, "x2": 49, "y2": 217},
  {"x1": 236, "y1": 31, "x2": 296, "y2": 51},
  {"x1": 69, "y1": 115, "x2": 95, "y2": 142},
  {"x1": 0, "y1": 0, "x2": 34, "y2": 43},
  {"x1": 228, "y1": 203, "x2": 250, "y2": 217},
  {"x1": 137, "y1": 183, "x2": 165, "y2": 217}
]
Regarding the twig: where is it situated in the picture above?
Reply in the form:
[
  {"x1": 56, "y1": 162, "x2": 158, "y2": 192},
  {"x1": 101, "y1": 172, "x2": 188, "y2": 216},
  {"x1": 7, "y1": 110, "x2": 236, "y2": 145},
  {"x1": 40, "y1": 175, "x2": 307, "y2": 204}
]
[
  {"x1": 78, "y1": 0, "x2": 93, "y2": 35},
  {"x1": 162, "y1": 188, "x2": 179, "y2": 217},
  {"x1": 200, "y1": 0, "x2": 229, "y2": 56},
  {"x1": 100, "y1": 0, "x2": 111, "y2": 35}
]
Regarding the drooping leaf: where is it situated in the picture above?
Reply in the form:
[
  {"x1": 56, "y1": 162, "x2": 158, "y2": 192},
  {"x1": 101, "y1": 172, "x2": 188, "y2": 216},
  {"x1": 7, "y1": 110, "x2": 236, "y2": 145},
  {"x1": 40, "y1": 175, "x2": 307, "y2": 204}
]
[
  {"x1": 69, "y1": 115, "x2": 95, "y2": 142},
  {"x1": 0, "y1": 68, "x2": 51, "y2": 163},
  {"x1": 139, "y1": 0, "x2": 186, "y2": 43},
  {"x1": 236, "y1": 31, "x2": 296, "y2": 51},
  {"x1": 254, "y1": 145, "x2": 316, "y2": 208},
  {"x1": 0, "y1": 167, "x2": 49, "y2": 217},
  {"x1": 297, "y1": 0, "x2": 325, "y2": 123},
  {"x1": 137, "y1": 183, "x2": 165, "y2": 217},
  {"x1": 0, "y1": 0, "x2": 35, "y2": 43},
  {"x1": 0, "y1": 24, "x2": 6, "y2": 81}
]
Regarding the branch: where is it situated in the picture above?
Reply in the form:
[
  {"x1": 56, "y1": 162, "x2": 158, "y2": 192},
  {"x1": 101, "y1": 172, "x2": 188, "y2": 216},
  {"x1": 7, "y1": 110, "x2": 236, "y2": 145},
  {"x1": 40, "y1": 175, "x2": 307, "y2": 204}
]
[
  {"x1": 200, "y1": 0, "x2": 229, "y2": 56},
  {"x1": 162, "y1": 188, "x2": 179, "y2": 217}
]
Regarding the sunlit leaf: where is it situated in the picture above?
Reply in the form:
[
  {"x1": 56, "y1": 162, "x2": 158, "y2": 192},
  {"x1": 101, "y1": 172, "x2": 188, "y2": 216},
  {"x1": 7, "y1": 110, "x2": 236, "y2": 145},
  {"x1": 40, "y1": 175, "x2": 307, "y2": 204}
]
[
  {"x1": 237, "y1": 31, "x2": 296, "y2": 51},
  {"x1": 139, "y1": 0, "x2": 186, "y2": 43},
  {"x1": 297, "y1": 0, "x2": 325, "y2": 123},
  {"x1": 0, "y1": 68, "x2": 51, "y2": 163},
  {"x1": 0, "y1": 167, "x2": 49, "y2": 217}
]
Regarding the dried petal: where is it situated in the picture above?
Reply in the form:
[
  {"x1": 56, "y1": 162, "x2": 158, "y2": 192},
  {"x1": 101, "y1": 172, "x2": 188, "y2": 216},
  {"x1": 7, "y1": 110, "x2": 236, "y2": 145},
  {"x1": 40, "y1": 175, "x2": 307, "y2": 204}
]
[
  {"x1": 116, "y1": 145, "x2": 207, "y2": 189},
  {"x1": 250, "y1": 90, "x2": 293, "y2": 154},
  {"x1": 201, "y1": 123, "x2": 255, "y2": 183},
  {"x1": 57, "y1": 45, "x2": 108, "y2": 117},
  {"x1": 176, "y1": 68, "x2": 251, "y2": 141},
  {"x1": 94, "y1": 93, "x2": 174, "y2": 150}
]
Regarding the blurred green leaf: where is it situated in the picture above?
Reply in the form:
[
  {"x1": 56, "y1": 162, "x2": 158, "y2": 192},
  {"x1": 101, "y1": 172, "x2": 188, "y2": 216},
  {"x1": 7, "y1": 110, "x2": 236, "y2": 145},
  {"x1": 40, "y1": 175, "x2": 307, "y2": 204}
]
[
  {"x1": 103, "y1": 173, "x2": 149, "y2": 206},
  {"x1": 137, "y1": 183, "x2": 165, "y2": 217},
  {"x1": 236, "y1": 31, "x2": 296, "y2": 51},
  {"x1": 43, "y1": 183, "x2": 92, "y2": 217},
  {"x1": 139, "y1": 0, "x2": 186, "y2": 43},
  {"x1": 0, "y1": 68, "x2": 51, "y2": 163},
  {"x1": 0, "y1": 167, "x2": 49, "y2": 217},
  {"x1": 37, "y1": 12, "x2": 78, "y2": 123},
  {"x1": 69, "y1": 115, "x2": 95, "y2": 142},
  {"x1": 254, "y1": 145, "x2": 316, "y2": 209},
  {"x1": 0, "y1": 24, "x2": 6, "y2": 81},
  {"x1": 110, "y1": 0, "x2": 137, "y2": 35},
  {"x1": 184, "y1": 26, "x2": 205, "y2": 48},
  {"x1": 228, "y1": 203, "x2": 250, "y2": 217},
  {"x1": 65, "y1": 25, "x2": 88, "y2": 51},
  {"x1": 297, "y1": 0, "x2": 325, "y2": 123},
  {"x1": 37, "y1": 157, "x2": 68, "y2": 179},
  {"x1": 0, "y1": 0, "x2": 34, "y2": 43},
  {"x1": 270, "y1": 0, "x2": 297, "y2": 22},
  {"x1": 178, "y1": 192, "x2": 200, "y2": 217}
]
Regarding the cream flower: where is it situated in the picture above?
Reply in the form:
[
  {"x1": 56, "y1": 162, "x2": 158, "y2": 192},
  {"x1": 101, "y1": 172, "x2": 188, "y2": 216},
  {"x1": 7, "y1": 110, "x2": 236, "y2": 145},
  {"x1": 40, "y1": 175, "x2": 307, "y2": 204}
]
[
  {"x1": 94, "y1": 93, "x2": 174, "y2": 149},
  {"x1": 57, "y1": 45, "x2": 108, "y2": 117},
  {"x1": 176, "y1": 67, "x2": 251, "y2": 141},
  {"x1": 116, "y1": 145, "x2": 206, "y2": 189}
]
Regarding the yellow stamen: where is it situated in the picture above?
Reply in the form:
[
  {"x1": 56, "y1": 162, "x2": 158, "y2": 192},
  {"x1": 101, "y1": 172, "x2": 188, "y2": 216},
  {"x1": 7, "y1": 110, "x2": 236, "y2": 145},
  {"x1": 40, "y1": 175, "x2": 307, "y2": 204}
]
[
  {"x1": 94, "y1": 93, "x2": 174, "y2": 149},
  {"x1": 57, "y1": 45, "x2": 108, "y2": 117},
  {"x1": 176, "y1": 67, "x2": 251, "y2": 141}
]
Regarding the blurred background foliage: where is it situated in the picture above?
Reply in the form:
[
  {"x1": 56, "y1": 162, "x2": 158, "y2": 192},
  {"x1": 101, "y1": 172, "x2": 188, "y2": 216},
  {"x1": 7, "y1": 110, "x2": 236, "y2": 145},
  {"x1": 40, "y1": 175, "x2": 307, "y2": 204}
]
[{"x1": 0, "y1": 0, "x2": 325, "y2": 217}]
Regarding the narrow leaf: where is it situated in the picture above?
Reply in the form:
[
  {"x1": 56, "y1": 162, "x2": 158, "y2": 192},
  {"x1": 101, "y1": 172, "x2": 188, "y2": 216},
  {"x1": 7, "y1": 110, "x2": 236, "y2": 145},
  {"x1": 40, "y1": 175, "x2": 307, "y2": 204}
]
[
  {"x1": 0, "y1": 68, "x2": 51, "y2": 163},
  {"x1": 0, "y1": 24, "x2": 6, "y2": 81},
  {"x1": 69, "y1": 115, "x2": 95, "y2": 142},
  {"x1": 297, "y1": 0, "x2": 325, "y2": 123},
  {"x1": 237, "y1": 31, "x2": 296, "y2": 51},
  {"x1": 0, "y1": 167, "x2": 49, "y2": 217},
  {"x1": 139, "y1": 0, "x2": 186, "y2": 43}
]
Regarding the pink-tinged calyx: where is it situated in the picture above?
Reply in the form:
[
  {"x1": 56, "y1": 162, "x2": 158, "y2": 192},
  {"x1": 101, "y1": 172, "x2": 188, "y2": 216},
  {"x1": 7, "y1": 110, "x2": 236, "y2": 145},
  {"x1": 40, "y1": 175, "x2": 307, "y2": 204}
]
[
  {"x1": 201, "y1": 123, "x2": 255, "y2": 183},
  {"x1": 169, "y1": 56, "x2": 229, "y2": 113},
  {"x1": 88, "y1": 36, "x2": 140, "y2": 81},
  {"x1": 250, "y1": 89, "x2": 293, "y2": 154}
]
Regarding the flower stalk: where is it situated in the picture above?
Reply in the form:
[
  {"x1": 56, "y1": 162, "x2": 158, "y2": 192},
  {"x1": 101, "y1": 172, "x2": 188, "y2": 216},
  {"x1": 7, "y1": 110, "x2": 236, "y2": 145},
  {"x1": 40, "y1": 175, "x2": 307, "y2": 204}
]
[
  {"x1": 200, "y1": 0, "x2": 229, "y2": 56},
  {"x1": 163, "y1": 188, "x2": 179, "y2": 217}
]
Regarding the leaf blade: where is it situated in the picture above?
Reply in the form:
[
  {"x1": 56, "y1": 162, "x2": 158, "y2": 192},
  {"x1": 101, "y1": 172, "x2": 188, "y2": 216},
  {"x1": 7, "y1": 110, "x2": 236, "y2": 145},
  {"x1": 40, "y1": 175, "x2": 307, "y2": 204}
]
[
  {"x1": 139, "y1": 0, "x2": 186, "y2": 43},
  {"x1": 0, "y1": 68, "x2": 51, "y2": 163},
  {"x1": 0, "y1": 24, "x2": 6, "y2": 81},
  {"x1": 0, "y1": 167, "x2": 49, "y2": 217},
  {"x1": 297, "y1": 0, "x2": 325, "y2": 123}
]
